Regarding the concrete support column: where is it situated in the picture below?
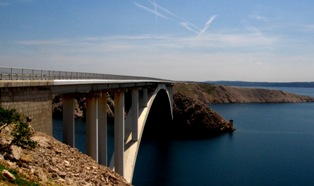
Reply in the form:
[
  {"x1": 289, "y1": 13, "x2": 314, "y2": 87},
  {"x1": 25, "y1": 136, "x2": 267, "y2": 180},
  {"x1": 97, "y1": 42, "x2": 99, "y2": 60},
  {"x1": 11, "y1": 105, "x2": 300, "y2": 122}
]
[
  {"x1": 86, "y1": 97, "x2": 98, "y2": 161},
  {"x1": 63, "y1": 97, "x2": 75, "y2": 147},
  {"x1": 131, "y1": 89, "x2": 139, "y2": 141},
  {"x1": 142, "y1": 88, "x2": 148, "y2": 107},
  {"x1": 114, "y1": 91, "x2": 125, "y2": 176},
  {"x1": 98, "y1": 92, "x2": 108, "y2": 165}
]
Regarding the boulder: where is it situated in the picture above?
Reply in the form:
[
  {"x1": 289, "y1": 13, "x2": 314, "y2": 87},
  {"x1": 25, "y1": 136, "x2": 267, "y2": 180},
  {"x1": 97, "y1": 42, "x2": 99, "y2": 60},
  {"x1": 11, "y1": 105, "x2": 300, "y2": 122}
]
[
  {"x1": 10, "y1": 145, "x2": 22, "y2": 160},
  {"x1": 2, "y1": 169, "x2": 16, "y2": 182}
]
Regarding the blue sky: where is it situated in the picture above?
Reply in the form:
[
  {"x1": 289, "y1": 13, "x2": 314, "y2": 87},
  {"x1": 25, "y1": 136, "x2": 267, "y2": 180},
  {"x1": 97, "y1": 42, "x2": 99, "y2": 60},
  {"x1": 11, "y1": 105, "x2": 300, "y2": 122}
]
[{"x1": 1, "y1": 0, "x2": 314, "y2": 82}]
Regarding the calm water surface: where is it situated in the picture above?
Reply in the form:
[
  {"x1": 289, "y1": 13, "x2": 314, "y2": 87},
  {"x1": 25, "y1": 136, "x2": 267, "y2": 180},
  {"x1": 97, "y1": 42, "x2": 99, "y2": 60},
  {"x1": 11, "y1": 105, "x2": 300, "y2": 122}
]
[
  {"x1": 53, "y1": 88, "x2": 314, "y2": 186},
  {"x1": 133, "y1": 88, "x2": 314, "y2": 186}
]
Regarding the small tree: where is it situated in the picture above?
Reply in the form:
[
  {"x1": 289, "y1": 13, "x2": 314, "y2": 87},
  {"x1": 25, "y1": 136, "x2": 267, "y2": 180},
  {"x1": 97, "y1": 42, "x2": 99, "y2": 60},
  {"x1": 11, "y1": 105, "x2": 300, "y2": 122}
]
[
  {"x1": 11, "y1": 121, "x2": 37, "y2": 149},
  {"x1": 0, "y1": 108, "x2": 20, "y2": 128},
  {"x1": 0, "y1": 107, "x2": 37, "y2": 149}
]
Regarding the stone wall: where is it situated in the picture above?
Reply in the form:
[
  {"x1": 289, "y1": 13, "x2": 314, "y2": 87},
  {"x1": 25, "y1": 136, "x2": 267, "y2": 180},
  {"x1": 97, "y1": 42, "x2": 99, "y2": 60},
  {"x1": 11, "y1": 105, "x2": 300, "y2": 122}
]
[{"x1": 0, "y1": 86, "x2": 52, "y2": 135}]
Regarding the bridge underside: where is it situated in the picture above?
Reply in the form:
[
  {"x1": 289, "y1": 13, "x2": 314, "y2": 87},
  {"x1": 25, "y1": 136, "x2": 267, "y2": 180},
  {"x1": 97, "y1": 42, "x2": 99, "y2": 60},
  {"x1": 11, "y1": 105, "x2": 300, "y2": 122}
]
[
  {"x1": 123, "y1": 85, "x2": 173, "y2": 182},
  {"x1": 61, "y1": 83, "x2": 173, "y2": 183}
]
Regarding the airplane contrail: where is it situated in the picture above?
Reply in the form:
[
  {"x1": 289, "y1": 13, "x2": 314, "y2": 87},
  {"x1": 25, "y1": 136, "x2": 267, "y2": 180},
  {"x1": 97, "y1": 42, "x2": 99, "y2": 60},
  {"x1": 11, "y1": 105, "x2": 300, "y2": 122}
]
[
  {"x1": 134, "y1": 2, "x2": 171, "y2": 21},
  {"x1": 180, "y1": 22, "x2": 200, "y2": 34},
  {"x1": 152, "y1": 0, "x2": 157, "y2": 23},
  {"x1": 148, "y1": 0, "x2": 202, "y2": 34},
  {"x1": 149, "y1": 0, "x2": 182, "y2": 21},
  {"x1": 198, "y1": 15, "x2": 217, "y2": 37},
  {"x1": 135, "y1": 1, "x2": 217, "y2": 36}
]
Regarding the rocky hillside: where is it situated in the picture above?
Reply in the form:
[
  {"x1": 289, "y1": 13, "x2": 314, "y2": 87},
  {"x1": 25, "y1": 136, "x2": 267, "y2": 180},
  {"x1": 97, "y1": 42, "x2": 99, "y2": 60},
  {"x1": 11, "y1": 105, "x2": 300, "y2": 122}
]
[
  {"x1": 0, "y1": 107, "x2": 130, "y2": 186},
  {"x1": 174, "y1": 82, "x2": 314, "y2": 104},
  {"x1": 0, "y1": 132, "x2": 130, "y2": 186}
]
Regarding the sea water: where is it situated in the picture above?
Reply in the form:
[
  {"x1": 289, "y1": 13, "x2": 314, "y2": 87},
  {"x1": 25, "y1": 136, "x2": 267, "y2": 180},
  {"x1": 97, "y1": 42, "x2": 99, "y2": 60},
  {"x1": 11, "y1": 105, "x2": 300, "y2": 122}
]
[{"x1": 132, "y1": 87, "x2": 314, "y2": 186}]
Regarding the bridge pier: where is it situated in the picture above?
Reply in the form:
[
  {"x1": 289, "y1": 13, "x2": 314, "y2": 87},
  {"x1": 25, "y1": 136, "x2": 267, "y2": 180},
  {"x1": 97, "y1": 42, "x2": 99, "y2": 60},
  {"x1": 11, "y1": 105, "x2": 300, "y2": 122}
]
[
  {"x1": 60, "y1": 85, "x2": 173, "y2": 182},
  {"x1": 63, "y1": 92, "x2": 108, "y2": 165},
  {"x1": 63, "y1": 97, "x2": 75, "y2": 147},
  {"x1": 86, "y1": 97, "x2": 98, "y2": 161},
  {"x1": 98, "y1": 92, "x2": 108, "y2": 166},
  {"x1": 142, "y1": 88, "x2": 148, "y2": 107},
  {"x1": 131, "y1": 89, "x2": 139, "y2": 141},
  {"x1": 114, "y1": 91, "x2": 125, "y2": 176}
]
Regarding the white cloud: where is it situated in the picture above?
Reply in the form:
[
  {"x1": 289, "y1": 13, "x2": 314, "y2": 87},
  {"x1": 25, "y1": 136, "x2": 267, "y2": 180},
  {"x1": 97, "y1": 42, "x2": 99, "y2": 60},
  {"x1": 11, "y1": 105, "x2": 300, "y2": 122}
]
[
  {"x1": 7, "y1": 29, "x2": 312, "y2": 82},
  {"x1": 13, "y1": 29, "x2": 281, "y2": 57}
]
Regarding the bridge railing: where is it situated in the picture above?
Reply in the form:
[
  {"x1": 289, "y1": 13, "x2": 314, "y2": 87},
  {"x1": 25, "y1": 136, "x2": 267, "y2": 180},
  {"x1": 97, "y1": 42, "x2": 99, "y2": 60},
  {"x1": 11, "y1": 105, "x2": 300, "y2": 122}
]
[{"x1": 0, "y1": 67, "x2": 162, "y2": 81}]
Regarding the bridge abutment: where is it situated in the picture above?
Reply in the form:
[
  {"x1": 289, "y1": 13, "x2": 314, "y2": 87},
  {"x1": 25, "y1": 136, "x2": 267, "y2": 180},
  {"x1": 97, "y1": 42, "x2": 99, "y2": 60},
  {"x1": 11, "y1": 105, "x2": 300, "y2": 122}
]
[{"x1": 0, "y1": 87, "x2": 53, "y2": 135}]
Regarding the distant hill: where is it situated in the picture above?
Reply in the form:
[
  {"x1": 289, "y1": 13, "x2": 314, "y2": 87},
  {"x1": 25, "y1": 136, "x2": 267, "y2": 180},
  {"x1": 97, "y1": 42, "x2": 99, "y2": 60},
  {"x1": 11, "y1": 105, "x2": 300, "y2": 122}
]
[
  {"x1": 174, "y1": 82, "x2": 314, "y2": 104},
  {"x1": 205, "y1": 81, "x2": 314, "y2": 88}
]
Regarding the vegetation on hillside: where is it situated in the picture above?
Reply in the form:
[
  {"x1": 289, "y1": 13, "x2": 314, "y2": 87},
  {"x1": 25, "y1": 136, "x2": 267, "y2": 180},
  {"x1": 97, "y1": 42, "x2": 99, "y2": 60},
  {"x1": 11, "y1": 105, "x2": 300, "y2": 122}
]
[
  {"x1": 0, "y1": 107, "x2": 37, "y2": 149},
  {"x1": 0, "y1": 163, "x2": 38, "y2": 185},
  {"x1": 0, "y1": 107, "x2": 38, "y2": 185}
]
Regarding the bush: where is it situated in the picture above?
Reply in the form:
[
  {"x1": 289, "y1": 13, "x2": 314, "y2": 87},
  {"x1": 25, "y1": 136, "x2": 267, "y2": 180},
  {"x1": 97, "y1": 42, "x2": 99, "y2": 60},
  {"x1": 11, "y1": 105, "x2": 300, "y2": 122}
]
[
  {"x1": 11, "y1": 121, "x2": 37, "y2": 149},
  {"x1": 0, "y1": 107, "x2": 37, "y2": 149},
  {"x1": 0, "y1": 108, "x2": 21, "y2": 126}
]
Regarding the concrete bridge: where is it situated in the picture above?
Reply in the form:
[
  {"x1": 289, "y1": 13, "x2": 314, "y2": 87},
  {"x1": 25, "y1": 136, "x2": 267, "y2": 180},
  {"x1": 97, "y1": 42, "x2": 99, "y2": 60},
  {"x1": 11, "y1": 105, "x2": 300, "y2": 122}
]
[{"x1": 0, "y1": 67, "x2": 173, "y2": 183}]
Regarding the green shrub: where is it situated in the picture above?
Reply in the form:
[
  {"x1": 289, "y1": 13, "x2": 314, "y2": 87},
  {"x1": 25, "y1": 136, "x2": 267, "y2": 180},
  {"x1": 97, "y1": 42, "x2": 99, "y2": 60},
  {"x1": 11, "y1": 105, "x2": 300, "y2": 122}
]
[
  {"x1": 0, "y1": 107, "x2": 37, "y2": 149},
  {"x1": 11, "y1": 121, "x2": 37, "y2": 149},
  {"x1": 0, "y1": 108, "x2": 21, "y2": 126}
]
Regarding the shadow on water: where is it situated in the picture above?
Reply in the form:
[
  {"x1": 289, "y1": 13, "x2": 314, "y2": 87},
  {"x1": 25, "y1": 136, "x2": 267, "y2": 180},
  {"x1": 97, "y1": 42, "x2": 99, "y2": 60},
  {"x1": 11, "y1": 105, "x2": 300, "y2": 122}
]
[
  {"x1": 132, "y1": 117, "x2": 232, "y2": 185},
  {"x1": 133, "y1": 89, "x2": 175, "y2": 185},
  {"x1": 132, "y1": 114, "x2": 174, "y2": 185}
]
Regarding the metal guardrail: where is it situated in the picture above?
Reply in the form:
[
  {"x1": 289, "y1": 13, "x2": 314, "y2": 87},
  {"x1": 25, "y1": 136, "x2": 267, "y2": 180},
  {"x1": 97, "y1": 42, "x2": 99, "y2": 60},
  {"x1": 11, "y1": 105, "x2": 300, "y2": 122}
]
[{"x1": 0, "y1": 67, "x2": 162, "y2": 81}]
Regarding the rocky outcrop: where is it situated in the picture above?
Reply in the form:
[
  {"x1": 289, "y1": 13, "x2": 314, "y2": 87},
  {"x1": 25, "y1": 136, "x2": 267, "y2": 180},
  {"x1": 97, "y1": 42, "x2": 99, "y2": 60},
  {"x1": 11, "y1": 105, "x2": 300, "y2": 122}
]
[
  {"x1": 172, "y1": 81, "x2": 314, "y2": 137},
  {"x1": 172, "y1": 92, "x2": 234, "y2": 138},
  {"x1": 174, "y1": 82, "x2": 314, "y2": 104}
]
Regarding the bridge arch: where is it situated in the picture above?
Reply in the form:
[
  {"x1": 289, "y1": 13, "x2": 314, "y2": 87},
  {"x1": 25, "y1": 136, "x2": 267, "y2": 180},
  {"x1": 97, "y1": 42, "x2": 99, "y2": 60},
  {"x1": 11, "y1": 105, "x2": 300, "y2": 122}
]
[
  {"x1": 140, "y1": 84, "x2": 173, "y2": 130},
  {"x1": 123, "y1": 84, "x2": 173, "y2": 183}
]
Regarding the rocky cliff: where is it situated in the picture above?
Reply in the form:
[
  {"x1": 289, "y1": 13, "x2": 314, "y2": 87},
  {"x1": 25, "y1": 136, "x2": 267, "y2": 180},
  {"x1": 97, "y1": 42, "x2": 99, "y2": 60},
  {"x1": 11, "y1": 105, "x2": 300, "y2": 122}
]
[{"x1": 172, "y1": 92, "x2": 234, "y2": 138}]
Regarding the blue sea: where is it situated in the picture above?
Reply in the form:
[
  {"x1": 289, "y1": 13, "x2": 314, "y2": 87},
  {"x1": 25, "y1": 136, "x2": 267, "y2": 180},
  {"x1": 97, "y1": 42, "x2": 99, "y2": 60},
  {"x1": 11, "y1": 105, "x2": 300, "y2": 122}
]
[{"x1": 53, "y1": 87, "x2": 314, "y2": 186}]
